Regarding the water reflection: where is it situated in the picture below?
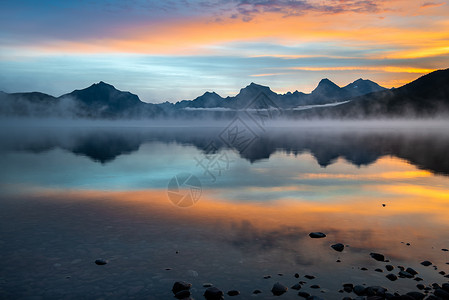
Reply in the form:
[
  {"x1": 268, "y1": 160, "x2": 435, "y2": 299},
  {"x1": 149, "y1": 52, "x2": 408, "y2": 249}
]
[{"x1": 1, "y1": 125, "x2": 449, "y2": 176}]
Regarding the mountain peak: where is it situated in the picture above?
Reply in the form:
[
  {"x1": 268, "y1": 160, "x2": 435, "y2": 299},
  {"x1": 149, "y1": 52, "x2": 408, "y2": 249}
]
[{"x1": 312, "y1": 78, "x2": 341, "y2": 96}]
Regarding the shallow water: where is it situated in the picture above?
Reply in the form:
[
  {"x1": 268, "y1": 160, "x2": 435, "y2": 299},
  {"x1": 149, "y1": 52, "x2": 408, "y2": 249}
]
[{"x1": 0, "y1": 123, "x2": 449, "y2": 299}]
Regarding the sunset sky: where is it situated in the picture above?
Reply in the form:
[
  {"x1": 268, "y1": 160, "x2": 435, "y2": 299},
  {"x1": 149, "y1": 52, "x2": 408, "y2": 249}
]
[{"x1": 1, "y1": 0, "x2": 448, "y2": 102}]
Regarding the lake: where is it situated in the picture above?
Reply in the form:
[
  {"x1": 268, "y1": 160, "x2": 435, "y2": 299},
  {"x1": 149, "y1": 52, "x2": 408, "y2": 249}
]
[{"x1": 1, "y1": 120, "x2": 449, "y2": 299}]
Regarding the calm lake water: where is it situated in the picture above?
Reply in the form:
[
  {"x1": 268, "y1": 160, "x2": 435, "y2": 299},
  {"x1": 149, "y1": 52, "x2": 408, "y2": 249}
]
[{"x1": 0, "y1": 121, "x2": 449, "y2": 299}]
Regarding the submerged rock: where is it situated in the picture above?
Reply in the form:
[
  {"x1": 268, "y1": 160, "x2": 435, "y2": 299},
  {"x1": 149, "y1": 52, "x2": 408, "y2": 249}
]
[
  {"x1": 204, "y1": 287, "x2": 224, "y2": 300},
  {"x1": 343, "y1": 283, "x2": 354, "y2": 293},
  {"x1": 434, "y1": 289, "x2": 449, "y2": 299},
  {"x1": 399, "y1": 270, "x2": 414, "y2": 278},
  {"x1": 253, "y1": 290, "x2": 262, "y2": 294},
  {"x1": 227, "y1": 290, "x2": 240, "y2": 296},
  {"x1": 271, "y1": 282, "x2": 288, "y2": 296},
  {"x1": 298, "y1": 291, "x2": 310, "y2": 298},
  {"x1": 385, "y1": 265, "x2": 394, "y2": 271},
  {"x1": 305, "y1": 275, "x2": 316, "y2": 279},
  {"x1": 172, "y1": 281, "x2": 192, "y2": 294},
  {"x1": 406, "y1": 291, "x2": 425, "y2": 300},
  {"x1": 406, "y1": 267, "x2": 418, "y2": 275},
  {"x1": 370, "y1": 253, "x2": 385, "y2": 262},
  {"x1": 331, "y1": 243, "x2": 345, "y2": 252},
  {"x1": 353, "y1": 285, "x2": 366, "y2": 296},
  {"x1": 94, "y1": 259, "x2": 108, "y2": 265},
  {"x1": 174, "y1": 290, "x2": 190, "y2": 299},
  {"x1": 420, "y1": 260, "x2": 432, "y2": 266},
  {"x1": 309, "y1": 232, "x2": 326, "y2": 238},
  {"x1": 291, "y1": 283, "x2": 302, "y2": 290},
  {"x1": 386, "y1": 274, "x2": 398, "y2": 281}
]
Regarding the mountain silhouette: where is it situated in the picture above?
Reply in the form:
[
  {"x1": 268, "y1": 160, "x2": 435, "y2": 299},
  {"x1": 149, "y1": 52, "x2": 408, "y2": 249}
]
[
  {"x1": 2, "y1": 69, "x2": 449, "y2": 118},
  {"x1": 305, "y1": 68, "x2": 449, "y2": 117}
]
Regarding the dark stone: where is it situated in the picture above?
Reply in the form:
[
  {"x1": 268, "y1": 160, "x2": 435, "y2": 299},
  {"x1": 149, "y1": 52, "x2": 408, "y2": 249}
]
[
  {"x1": 342, "y1": 297, "x2": 352, "y2": 300},
  {"x1": 305, "y1": 275, "x2": 316, "y2": 279},
  {"x1": 331, "y1": 243, "x2": 345, "y2": 252},
  {"x1": 375, "y1": 268, "x2": 383, "y2": 272},
  {"x1": 263, "y1": 275, "x2": 271, "y2": 279},
  {"x1": 366, "y1": 286, "x2": 387, "y2": 296},
  {"x1": 416, "y1": 284, "x2": 425, "y2": 290},
  {"x1": 367, "y1": 296, "x2": 384, "y2": 300},
  {"x1": 343, "y1": 283, "x2": 354, "y2": 293},
  {"x1": 432, "y1": 283, "x2": 442, "y2": 290},
  {"x1": 291, "y1": 283, "x2": 302, "y2": 290},
  {"x1": 354, "y1": 285, "x2": 366, "y2": 296},
  {"x1": 442, "y1": 283, "x2": 449, "y2": 292},
  {"x1": 204, "y1": 287, "x2": 224, "y2": 300},
  {"x1": 271, "y1": 282, "x2": 288, "y2": 296},
  {"x1": 406, "y1": 267, "x2": 418, "y2": 275},
  {"x1": 406, "y1": 292, "x2": 425, "y2": 300},
  {"x1": 227, "y1": 290, "x2": 240, "y2": 296},
  {"x1": 442, "y1": 248, "x2": 449, "y2": 252},
  {"x1": 439, "y1": 271, "x2": 446, "y2": 275},
  {"x1": 414, "y1": 277, "x2": 423, "y2": 282},
  {"x1": 94, "y1": 259, "x2": 107, "y2": 265},
  {"x1": 434, "y1": 289, "x2": 449, "y2": 299},
  {"x1": 175, "y1": 290, "x2": 191, "y2": 299},
  {"x1": 420, "y1": 261, "x2": 432, "y2": 266},
  {"x1": 298, "y1": 292, "x2": 310, "y2": 298},
  {"x1": 370, "y1": 253, "x2": 385, "y2": 262},
  {"x1": 253, "y1": 290, "x2": 261, "y2": 294},
  {"x1": 399, "y1": 270, "x2": 414, "y2": 278},
  {"x1": 295, "y1": 273, "x2": 300, "y2": 278},
  {"x1": 361, "y1": 267, "x2": 368, "y2": 271},
  {"x1": 309, "y1": 232, "x2": 326, "y2": 238},
  {"x1": 310, "y1": 284, "x2": 320, "y2": 289},
  {"x1": 172, "y1": 281, "x2": 192, "y2": 294},
  {"x1": 203, "y1": 283, "x2": 213, "y2": 287},
  {"x1": 307, "y1": 297, "x2": 324, "y2": 300},
  {"x1": 386, "y1": 265, "x2": 394, "y2": 271},
  {"x1": 398, "y1": 266, "x2": 405, "y2": 271},
  {"x1": 386, "y1": 274, "x2": 398, "y2": 281}
]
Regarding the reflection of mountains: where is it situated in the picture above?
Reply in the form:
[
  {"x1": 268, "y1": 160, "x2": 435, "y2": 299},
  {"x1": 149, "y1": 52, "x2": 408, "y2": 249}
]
[{"x1": 2, "y1": 127, "x2": 449, "y2": 176}]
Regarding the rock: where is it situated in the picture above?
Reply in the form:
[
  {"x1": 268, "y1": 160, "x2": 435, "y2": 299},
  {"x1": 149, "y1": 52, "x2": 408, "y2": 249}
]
[
  {"x1": 204, "y1": 287, "x2": 224, "y2": 300},
  {"x1": 442, "y1": 283, "x2": 449, "y2": 292},
  {"x1": 174, "y1": 290, "x2": 191, "y2": 299},
  {"x1": 360, "y1": 267, "x2": 368, "y2": 271},
  {"x1": 406, "y1": 267, "x2": 418, "y2": 275},
  {"x1": 398, "y1": 266, "x2": 405, "y2": 271},
  {"x1": 354, "y1": 285, "x2": 366, "y2": 296},
  {"x1": 271, "y1": 282, "x2": 288, "y2": 296},
  {"x1": 342, "y1": 298, "x2": 352, "y2": 300},
  {"x1": 366, "y1": 286, "x2": 387, "y2": 296},
  {"x1": 309, "y1": 232, "x2": 326, "y2": 238},
  {"x1": 94, "y1": 259, "x2": 107, "y2": 265},
  {"x1": 172, "y1": 281, "x2": 192, "y2": 294},
  {"x1": 414, "y1": 277, "x2": 423, "y2": 281},
  {"x1": 343, "y1": 283, "x2": 354, "y2": 293},
  {"x1": 367, "y1": 296, "x2": 384, "y2": 300},
  {"x1": 374, "y1": 268, "x2": 383, "y2": 272},
  {"x1": 263, "y1": 275, "x2": 271, "y2": 279},
  {"x1": 382, "y1": 204, "x2": 386, "y2": 207},
  {"x1": 291, "y1": 283, "x2": 302, "y2": 290},
  {"x1": 439, "y1": 271, "x2": 446, "y2": 275},
  {"x1": 386, "y1": 274, "x2": 398, "y2": 281},
  {"x1": 386, "y1": 265, "x2": 394, "y2": 271},
  {"x1": 370, "y1": 253, "x2": 385, "y2": 262},
  {"x1": 406, "y1": 292, "x2": 425, "y2": 300},
  {"x1": 331, "y1": 243, "x2": 345, "y2": 252},
  {"x1": 420, "y1": 260, "x2": 432, "y2": 266},
  {"x1": 307, "y1": 297, "x2": 325, "y2": 300},
  {"x1": 432, "y1": 283, "x2": 442, "y2": 290},
  {"x1": 416, "y1": 284, "x2": 425, "y2": 290},
  {"x1": 399, "y1": 270, "x2": 414, "y2": 278},
  {"x1": 295, "y1": 273, "x2": 300, "y2": 278},
  {"x1": 298, "y1": 292, "x2": 310, "y2": 298},
  {"x1": 310, "y1": 285, "x2": 320, "y2": 289},
  {"x1": 227, "y1": 290, "x2": 240, "y2": 296},
  {"x1": 434, "y1": 289, "x2": 449, "y2": 299},
  {"x1": 442, "y1": 248, "x2": 449, "y2": 252},
  {"x1": 203, "y1": 283, "x2": 213, "y2": 287},
  {"x1": 305, "y1": 275, "x2": 316, "y2": 279},
  {"x1": 253, "y1": 290, "x2": 261, "y2": 294}
]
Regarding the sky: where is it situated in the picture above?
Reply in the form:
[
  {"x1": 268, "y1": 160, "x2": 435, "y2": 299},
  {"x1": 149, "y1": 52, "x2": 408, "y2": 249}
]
[{"x1": 0, "y1": 0, "x2": 448, "y2": 103}]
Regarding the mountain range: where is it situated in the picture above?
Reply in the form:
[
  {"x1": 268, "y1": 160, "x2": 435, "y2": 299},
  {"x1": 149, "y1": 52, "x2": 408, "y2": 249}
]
[{"x1": 1, "y1": 68, "x2": 448, "y2": 118}]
